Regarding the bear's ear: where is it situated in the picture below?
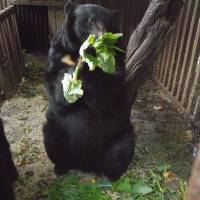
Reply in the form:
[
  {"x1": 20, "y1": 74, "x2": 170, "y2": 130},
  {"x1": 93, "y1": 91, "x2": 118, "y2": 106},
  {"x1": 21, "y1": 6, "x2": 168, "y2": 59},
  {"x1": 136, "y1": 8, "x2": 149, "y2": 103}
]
[
  {"x1": 62, "y1": 0, "x2": 79, "y2": 50},
  {"x1": 112, "y1": 10, "x2": 119, "y2": 20},
  {"x1": 64, "y1": 0, "x2": 76, "y2": 14}
]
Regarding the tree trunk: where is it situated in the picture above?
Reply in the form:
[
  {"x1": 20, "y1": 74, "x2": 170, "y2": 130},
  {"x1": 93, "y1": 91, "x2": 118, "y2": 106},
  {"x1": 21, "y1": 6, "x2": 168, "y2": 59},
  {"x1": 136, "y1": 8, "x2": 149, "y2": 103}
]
[{"x1": 125, "y1": 0, "x2": 184, "y2": 107}]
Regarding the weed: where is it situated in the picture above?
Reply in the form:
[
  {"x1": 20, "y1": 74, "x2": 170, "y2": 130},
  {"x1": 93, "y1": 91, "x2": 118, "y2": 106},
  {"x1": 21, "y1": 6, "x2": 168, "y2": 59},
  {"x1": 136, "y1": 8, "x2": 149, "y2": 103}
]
[
  {"x1": 47, "y1": 174, "x2": 111, "y2": 200},
  {"x1": 24, "y1": 54, "x2": 46, "y2": 79},
  {"x1": 45, "y1": 163, "x2": 187, "y2": 200}
]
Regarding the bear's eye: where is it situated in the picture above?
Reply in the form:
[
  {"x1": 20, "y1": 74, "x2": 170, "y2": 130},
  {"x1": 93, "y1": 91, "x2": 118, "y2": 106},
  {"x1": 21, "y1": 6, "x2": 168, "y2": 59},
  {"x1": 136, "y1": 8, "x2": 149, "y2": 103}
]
[{"x1": 88, "y1": 17, "x2": 96, "y2": 25}]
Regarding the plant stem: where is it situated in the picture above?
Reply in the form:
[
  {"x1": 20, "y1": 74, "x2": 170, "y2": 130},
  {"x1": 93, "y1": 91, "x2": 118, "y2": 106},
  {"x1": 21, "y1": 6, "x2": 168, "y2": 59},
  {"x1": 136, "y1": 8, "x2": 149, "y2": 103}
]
[
  {"x1": 149, "y1": 170, "x2": 164, "y2": 193},
  {"x1": 73, "y1": 58, "x2": 83, "y2": 80},
  {"x1": 179, "y1": 180, "x2": 186, "y2": 198},
  {"x1": 109, "y1": 45, "x2": 125, "y2": 53}
]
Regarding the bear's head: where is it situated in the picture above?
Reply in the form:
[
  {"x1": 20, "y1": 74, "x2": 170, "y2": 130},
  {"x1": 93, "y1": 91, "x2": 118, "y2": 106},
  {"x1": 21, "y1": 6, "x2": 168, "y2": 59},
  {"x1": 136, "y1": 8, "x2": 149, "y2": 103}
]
[{"x1": 62, "y1": 0, "x2": 119, "y2": 50}]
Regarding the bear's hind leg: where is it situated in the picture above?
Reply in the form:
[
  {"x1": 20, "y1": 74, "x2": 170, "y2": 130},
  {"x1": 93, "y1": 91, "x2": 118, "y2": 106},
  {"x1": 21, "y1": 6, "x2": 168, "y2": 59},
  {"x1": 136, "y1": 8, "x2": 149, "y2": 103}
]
[
  {"x1": 99, "y1": 132, "x2": 134, "y2": 180},
  {"x1": 43, "y1": 119, "x2": 72, "y2": 175}
]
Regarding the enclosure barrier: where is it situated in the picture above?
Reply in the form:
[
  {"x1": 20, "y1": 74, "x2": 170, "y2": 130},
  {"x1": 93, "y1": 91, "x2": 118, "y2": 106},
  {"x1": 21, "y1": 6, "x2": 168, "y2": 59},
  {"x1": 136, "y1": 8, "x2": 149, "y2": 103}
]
[
  {"x1": 15, "y1": 5, "x2": 49, "y2": 51},
  {"x1": 154, "y1": 0, "x2": 200, "y2": 120},
  {"x1": 0, "y1": 1, "x2": 24, "y2": 100},
  {"x1": 6, "y1": 0, "x2": 200, "y2": 121},
  {"x1": 0, "y1": 0, "x2": 200, "y2": 198},
  {"x1": 0, "y1": 0, "x2": 8, "y2": 10},
  {"x1": 9, "y1": 0, "x2": 148, "y2": 49}
]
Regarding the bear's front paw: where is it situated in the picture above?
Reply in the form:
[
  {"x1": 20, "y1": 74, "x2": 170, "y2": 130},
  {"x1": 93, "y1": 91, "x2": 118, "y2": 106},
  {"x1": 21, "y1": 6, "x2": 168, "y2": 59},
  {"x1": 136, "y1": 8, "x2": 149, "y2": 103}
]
[{"x1": 84, "y1": 46, "x2": 97, "y2": 57}]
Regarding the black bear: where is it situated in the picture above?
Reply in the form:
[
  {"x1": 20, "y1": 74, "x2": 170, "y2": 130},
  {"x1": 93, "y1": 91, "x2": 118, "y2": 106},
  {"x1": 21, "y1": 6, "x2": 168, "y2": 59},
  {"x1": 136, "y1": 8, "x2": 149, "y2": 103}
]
[
  {"x1": 43, "y1": 0, "x2": 135, "y2": 180},
  {"x1": 0, "y1": 118, "x2": 18, "y2": 200}
]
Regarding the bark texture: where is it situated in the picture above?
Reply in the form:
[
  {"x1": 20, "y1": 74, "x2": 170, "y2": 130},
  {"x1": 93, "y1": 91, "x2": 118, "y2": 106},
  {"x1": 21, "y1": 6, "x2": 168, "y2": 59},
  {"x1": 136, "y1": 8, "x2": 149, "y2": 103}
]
[
  {"x1": 125, "y1": 0, "x2": 184, "y2": 107},
  {"x1": 186, "y1": 146, "x2": 200, "y2": 200}
]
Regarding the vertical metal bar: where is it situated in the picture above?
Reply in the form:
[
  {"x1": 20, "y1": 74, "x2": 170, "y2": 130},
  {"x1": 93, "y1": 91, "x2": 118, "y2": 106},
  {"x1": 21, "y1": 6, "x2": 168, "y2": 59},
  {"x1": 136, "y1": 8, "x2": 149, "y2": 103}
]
[
  {"x1": 193, "y1": 96, "x2": 200, "y2": 120},
  {"x1": 186, "y1": 21, "x2": 200, "y2": 113},
  {"x1": 163, "y1": 33, "x2": 174, "y2": 87},
  {"x1": 171, "y1": 0, "x2": 194, "y2": 96},
  {"x1": 177, "y1": 0, "x2": 200, "y2": 102},
  {"x1": 159, "y1": 43, "x2": 168, "y2": 81},
  {"x1": 166, "y1": 7, "x2": 185, "y2": 92}
]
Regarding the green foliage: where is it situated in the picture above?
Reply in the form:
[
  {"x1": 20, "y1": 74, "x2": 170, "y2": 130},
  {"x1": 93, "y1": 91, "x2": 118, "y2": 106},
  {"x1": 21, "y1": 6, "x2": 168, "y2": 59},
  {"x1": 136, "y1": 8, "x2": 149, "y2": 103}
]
[
  {"x1": 62, "y1": 32, "x2": 124, "y2": 103},
  {"x1": 47, "y1": 174, "x2": 111, "y2": 200},
  {"x1": 20, "y1": 85, "x2": 37, "y2": 98},
  {"x1": 157, "y1": 164, "x2": 171, "y2": 173},
  {"x1": 132, "y1": 183, "x2": 153, "y2": 195},
  {"x1": 112, "y1": 177, "x2": 132, "y2": 193},
  {"x1": 62, "y1": 72, "x2": 83, "y2": 104},
  {"x1": 80, "y1": 33, "x2": 124, "y2": 73},
  {"x1": 24, "y1": 54, "x2": 45, "y2": 79},
  {"x1": 45, "y1": 163, "x2": 187, "y2": 200},
  {"x1": 129, "y1": 164, "x2": 187, "y2": 200}
]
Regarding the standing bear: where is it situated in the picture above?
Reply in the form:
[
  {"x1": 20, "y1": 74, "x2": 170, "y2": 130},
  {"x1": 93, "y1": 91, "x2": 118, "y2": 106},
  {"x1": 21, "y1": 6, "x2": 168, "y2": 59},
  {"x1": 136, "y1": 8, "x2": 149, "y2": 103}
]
[{"x1": 43, "y1": 0, "x2": 135, "y2": 180}]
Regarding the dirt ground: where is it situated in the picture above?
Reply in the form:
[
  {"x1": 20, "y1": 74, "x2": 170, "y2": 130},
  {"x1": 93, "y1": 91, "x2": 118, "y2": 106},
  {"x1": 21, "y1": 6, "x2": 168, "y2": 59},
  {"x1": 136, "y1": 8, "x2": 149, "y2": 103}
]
[
  {"x1": 0, "y1": 82, "x2": 54, "y2": 200},
  {"x1": 0, "y1": 56, "x2": 199, "y2": 200}
]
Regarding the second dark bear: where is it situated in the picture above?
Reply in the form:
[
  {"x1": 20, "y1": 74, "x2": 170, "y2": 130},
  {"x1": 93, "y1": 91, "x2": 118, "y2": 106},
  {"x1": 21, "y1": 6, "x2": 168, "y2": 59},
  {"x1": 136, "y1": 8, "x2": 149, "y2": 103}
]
[
  {"x1": 43, "y1": 1, "x2": 135, "y2": 180},
  {"x1": 0, "y1": 118, "x2": 18, "y2": 200}
]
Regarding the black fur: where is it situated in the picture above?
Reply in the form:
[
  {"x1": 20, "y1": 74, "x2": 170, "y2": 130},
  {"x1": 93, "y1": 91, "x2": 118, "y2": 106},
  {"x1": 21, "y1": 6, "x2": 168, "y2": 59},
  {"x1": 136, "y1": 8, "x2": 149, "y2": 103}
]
[
  {"x1": 43, "y1": 1, "x2": 135, "y2": 180},
  {"x1": 0, "y1": 118, "x2": 18, "y2": 200}
]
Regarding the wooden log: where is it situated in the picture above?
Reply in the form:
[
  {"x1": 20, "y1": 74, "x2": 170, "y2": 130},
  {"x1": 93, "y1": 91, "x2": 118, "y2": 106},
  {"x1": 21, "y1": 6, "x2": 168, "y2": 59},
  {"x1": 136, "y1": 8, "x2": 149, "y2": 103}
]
[
  {"x1": 186, "y1": 146, "x2": 200, "y2": 200},
  {"x1": 125, "y1": 0, "x2": 184, "y2": 107}
]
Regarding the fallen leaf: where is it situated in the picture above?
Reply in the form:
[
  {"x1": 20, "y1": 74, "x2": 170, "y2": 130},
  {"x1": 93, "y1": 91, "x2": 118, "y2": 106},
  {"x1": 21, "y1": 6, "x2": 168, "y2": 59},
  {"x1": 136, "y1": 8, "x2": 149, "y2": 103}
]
[
  {"x1": 97, "y1": 181, "x2": 112, "y2": 189},
  {"x1": 185, "y1": 130, "x2": 193, "y2": 141},
  {"x1": 153, "y1": 105, "x2": 162, "y2": 111},
  {"x1": 163, "y1": 171, "x2": 177, "y2": 182},
  {"x1": 91, "y1": 179, "x2": 96, "y2": 184},
  {"x1": 136, "y1": 99, "x2": 142, "y2": 103}
]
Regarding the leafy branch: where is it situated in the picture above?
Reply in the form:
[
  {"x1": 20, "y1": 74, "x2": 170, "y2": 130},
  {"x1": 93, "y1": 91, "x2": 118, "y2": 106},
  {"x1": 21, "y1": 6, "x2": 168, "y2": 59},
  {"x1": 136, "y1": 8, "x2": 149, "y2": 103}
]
[{"x1": 62, "y1": 32, "x2": 124, "y2": 103}]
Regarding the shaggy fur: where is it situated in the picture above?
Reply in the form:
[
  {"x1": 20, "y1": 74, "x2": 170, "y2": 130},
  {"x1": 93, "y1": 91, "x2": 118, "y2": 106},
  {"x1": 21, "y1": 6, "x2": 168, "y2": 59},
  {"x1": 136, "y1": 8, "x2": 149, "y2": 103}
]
[
  {"x1": 0, "y1": 118, "x2": 18, "y2": 200},
  {"x1": 43, "y1": 0, "x2": 135, "y2": 180}
]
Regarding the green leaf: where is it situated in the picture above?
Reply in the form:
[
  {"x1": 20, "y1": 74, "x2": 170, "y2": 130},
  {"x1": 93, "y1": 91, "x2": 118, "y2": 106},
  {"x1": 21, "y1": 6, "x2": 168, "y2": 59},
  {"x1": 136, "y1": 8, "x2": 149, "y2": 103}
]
[
  {"x1": 79, "y1": 34, "x2": 95, "y2": 57},
  {"x1": 82, "y1": 53, "x2": 99, "y2": 71},
  {"x1": 110, "y1": 45, "x2": 126, "y2": 53},
  {"x1": 79, "y1": 34, "x2": 98, "y2": 71},
  {"x1": 62, "y1": 32, "x2": 124, "y2": 104},
  {"x1": 132, "y1": 183, "x2": 153, "y2": 195},
  {"x1": 157, "y1": 164, "x2": 171, "y2": 172},
  {"x1": 95, "y1": 32, "x2": 123, "y2": 46},
  {"x1": 112, "y1": 177, "x2": 132, "y2": 193},
  {"x1": 79, "y1": 32, "x2": 124, "y2": 74},
  {"x1": 97, "y1": 50, "x2": 115, "y2": 73},
  {"x1": 62, "y1": 73, "x2": 84, "y2": 103},
  {"x1": 88, "y1": 34, "x2": 95, "y2": 45}
]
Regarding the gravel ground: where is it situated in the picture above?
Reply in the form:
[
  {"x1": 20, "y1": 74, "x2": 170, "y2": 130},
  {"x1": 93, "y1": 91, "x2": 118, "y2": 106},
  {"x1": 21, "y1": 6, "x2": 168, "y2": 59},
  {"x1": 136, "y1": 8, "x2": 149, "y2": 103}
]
[{"x1": 0, "y1": 81, "x2": 55, "y2": 200}]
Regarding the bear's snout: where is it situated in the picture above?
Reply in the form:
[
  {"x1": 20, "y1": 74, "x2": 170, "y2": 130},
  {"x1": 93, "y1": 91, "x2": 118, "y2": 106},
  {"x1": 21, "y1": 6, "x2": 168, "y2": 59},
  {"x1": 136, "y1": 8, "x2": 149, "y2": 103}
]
[{"x1": 91, "y1": 22, "x2": 107, "y2": 38}]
